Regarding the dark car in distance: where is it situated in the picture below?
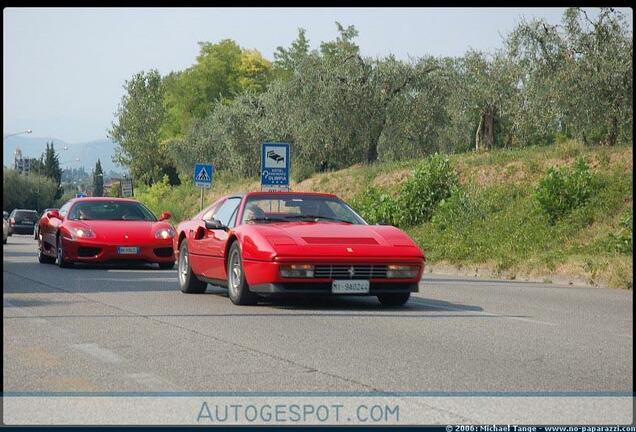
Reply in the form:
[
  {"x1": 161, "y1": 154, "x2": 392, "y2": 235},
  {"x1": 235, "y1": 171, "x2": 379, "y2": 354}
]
[{"x1": 8, "y1": 209, "x2": 38, "y2": 235}]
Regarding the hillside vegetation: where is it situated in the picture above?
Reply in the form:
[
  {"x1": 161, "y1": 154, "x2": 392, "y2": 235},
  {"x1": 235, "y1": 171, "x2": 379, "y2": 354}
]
[{"x1": 135, "y1": 140, "x2": 633, "y2": 289}]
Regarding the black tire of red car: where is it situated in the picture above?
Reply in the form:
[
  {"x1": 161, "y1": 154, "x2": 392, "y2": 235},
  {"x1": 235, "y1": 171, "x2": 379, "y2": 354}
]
[
  {"x1": 377, "y1": 292, "x2": 411, "y2": 307},
  {"x1": 226, "y1": 241, "x2": 258, "y2": 306},
  {"x1": 158, "y1": 261, "x2": 175, "y2": 270},
  {"x1": 178, "y1": 241, "x2": 207, "y2": 293},
  {"x1": 56, "y1": 235, "x2": 73, "y2": 268},
  {"x1": 38, "y1": 243, "x2": 55, "y2": 264}
]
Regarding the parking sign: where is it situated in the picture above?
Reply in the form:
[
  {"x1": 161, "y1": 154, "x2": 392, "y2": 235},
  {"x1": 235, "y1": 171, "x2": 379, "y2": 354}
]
[{"x1": 261, "y1": 142, "x2": 290, "y2": 191}]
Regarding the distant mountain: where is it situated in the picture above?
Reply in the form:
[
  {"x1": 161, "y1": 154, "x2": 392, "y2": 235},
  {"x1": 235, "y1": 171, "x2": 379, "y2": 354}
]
[{"x1": 3, "y1": 136, "x2": 120, "y2": 172}]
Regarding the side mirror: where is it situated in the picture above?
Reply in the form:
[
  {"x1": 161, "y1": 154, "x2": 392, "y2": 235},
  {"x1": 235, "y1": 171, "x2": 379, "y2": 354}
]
[
  {"x1": 47, "y1": 210, "x2": 62, "y2": 220},
  {"x1": 159, "y1": 211, "x2": 172, "y2": 221},
  {"x1": 2, "y1": 211, "x2": 7, "y2": 220},
  {"x1": 204, "y1": 219, "x2": 228, "y2": 231}
]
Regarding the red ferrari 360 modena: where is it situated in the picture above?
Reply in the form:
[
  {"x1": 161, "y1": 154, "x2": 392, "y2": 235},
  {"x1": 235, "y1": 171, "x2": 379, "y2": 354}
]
[
  {"x1": 37, "y1": 197, "x2": 176, "y2": 269},
  {"x1": 174, "y1": 191, "x2": 425, "y2": 306}
]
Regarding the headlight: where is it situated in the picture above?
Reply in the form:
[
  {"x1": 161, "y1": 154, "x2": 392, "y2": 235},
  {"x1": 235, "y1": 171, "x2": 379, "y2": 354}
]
[
  {"x1": 154, "y1": 227, "x2": 175, "y2": 239},
  {"x1": 69, "y1": 226, "x2": 95, "y2": 239},
  {"x1": 280, "y1": 264, "x2": 314, "y2": 278},
  {"x1": 386, "y1": 264, "x2": 419, "y2": 279}
]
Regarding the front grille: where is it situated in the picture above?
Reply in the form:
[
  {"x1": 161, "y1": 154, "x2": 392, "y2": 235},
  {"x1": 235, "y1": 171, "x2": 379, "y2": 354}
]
[
  {"x1": 154, "y1": 247, "x2": 174, "y2": 257},
  {"x1": 78, "y1": 247, "x2": 101, "y2": 257},
  {"x1": 313, "y1": 264, "x2": 388, "y2": 279}
]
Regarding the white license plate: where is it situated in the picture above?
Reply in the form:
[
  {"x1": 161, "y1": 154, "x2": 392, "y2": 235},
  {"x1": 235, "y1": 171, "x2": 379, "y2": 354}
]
[
  {"x1": 23, "y1": 221, "x2": 34, "y2": 225},
  {"x1": 117, "y1": 246, "x2": 140, "y2": 255},
  {"x1": 332, "y1": 280, "x2": 370, "y2": 294}
]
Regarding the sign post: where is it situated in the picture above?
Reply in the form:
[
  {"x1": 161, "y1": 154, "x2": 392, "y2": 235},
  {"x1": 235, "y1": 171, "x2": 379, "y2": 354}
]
[
  {"x1": 121, "y1": 177, "x2": 134, "y2": 198},
  {"x1": 194, "y1": 163, "x2": 214, "y2": 211},
  {"x1": 260, "y1": 142, "x2": 290, "y2": 192}
]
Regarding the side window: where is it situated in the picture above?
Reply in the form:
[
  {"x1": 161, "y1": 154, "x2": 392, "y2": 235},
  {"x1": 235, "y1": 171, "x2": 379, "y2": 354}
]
[
  {"x1": 202, "y1": 202, "x2": 221, "y2": 221},
  {"x1": 213, "y1": 198, "x2": 241, "y2": 227},
  {"x1": 59, "y1": 202, "x2": 72, "y2": 218}
]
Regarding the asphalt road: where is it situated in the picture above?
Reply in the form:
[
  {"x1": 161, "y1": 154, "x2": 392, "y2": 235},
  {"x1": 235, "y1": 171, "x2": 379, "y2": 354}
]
[{"x1": 3, "y1": 234, "x2": 634, "y2": 423}]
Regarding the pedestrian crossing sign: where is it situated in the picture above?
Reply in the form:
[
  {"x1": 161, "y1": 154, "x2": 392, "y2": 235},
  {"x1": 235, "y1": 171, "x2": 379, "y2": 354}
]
[{"x1": 194, "y1": 163, "x2": 213, "y2": 188}]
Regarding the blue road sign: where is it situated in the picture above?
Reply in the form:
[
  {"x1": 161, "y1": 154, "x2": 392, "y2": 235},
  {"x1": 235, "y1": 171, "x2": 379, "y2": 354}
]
[
  {"x1": 261, "y1": 142, "x2": 290, "y2": 191},
  {"x1": 75, "y1": 193, "x2": 87, "y2": 198},
  {"x1": 194, "y1": 163, "x2": 213, "y2": 188}
]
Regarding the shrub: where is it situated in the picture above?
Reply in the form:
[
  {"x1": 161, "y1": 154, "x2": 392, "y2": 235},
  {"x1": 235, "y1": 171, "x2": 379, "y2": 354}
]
[
  {"x1": 397, "y1": 153, "x2": 459, "y2": 226},
  {"x1": 607, "y1": 212, "x2": 633, "y2": 254},
  {"x1": 431, "y1": 189, "x2": 482, "y2": 231},
  {"x1": 535, "y1": 158, "x2": 598, "y2": 224},
  {"x1": 350, "y1": 186, "x2": 400, "y2": 226}
]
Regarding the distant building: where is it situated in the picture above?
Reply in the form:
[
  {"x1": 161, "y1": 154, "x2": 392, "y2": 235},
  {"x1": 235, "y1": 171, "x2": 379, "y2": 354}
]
[{"x1": 13, "y1": 147, "x2": 38, "y2": 175}]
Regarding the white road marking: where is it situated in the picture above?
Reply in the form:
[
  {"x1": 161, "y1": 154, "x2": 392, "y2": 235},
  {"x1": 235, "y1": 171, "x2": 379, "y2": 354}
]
[
  {"x1": 107, "y1": 269, "x2": 177, "y2": 273},
  {"x1": 72, "y1": 343, "x2": 124, "y2": 364},
  {"x1": 90, "y1": 278, "x2": 175, "y2": 282},
  {"x1": 126, "y1": 373, "x2": 174, "y2": 390}
]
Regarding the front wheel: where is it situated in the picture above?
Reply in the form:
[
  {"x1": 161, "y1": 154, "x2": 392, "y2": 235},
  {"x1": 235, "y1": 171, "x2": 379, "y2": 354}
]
[
  {"x1": 178, "y1": 241, "x2": 206, "y2": 293},
  {"x1": 56, "y1": 236, "x2": 73, "y2": 268},
  {"x1": 227, "y1": 242, "x2": 258, "y2": 306},
  {"x1": 38, "y1": 243, "x2": 55, "y2": 264},
  {"x1": 377, "y1": 292, "x2": 411, "y2": 307}
]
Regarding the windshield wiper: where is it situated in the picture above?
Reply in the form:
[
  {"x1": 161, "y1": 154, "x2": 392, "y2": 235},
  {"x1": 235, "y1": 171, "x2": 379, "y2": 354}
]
[
  {"x1": 285, "y1": 215, "x2": 353, "y2": 224},
  {"x1": 247, "y1": 216, "x2": 290, "y2": 223}
]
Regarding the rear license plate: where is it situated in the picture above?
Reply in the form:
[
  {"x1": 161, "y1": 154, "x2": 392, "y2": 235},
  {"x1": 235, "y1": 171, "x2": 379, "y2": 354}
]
[
  {"x1": 117, "y1": 246, "x2": 140, "y2": 255},
  {"x1": 23, "y1": 220, "x2": 34, "y2": 225},
  {"x1": 332, "y1": 280, "x2": 369, "y2": 294}
]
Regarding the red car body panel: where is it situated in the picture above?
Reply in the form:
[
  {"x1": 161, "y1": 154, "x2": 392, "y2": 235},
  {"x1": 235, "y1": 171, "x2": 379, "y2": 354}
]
[
  {"x1": 38, "y1": 197, "x2": 175, "y2": 265},
  {"x1": 175, "y1": 192, "x2": 425, "y2": 292}
]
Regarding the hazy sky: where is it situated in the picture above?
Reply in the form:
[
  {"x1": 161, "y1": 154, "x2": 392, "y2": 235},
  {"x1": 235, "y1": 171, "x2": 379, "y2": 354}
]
[{"x1": 3, "y1": 7, "x2": 632, "y2": 143}]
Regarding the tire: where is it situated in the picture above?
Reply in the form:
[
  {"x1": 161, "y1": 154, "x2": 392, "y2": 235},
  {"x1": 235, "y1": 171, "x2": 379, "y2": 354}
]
[
  {"x1": 377, "y1": 292, "x2": 411, "y2": 307},
  {"x1": 178, "y1": 241, "x2": 206, "y2": 293},
  {"x1": 158, "y1": 261, "x2": 175, "y2": 270},
  {"x1": 38, "y1": 243, "x2": 55, "y2": 264},
  {"x1": 56, "y1": 235, "x2": 73, "y2": 268},
  {"x1": 226, "y1": 241, "x2": 258, "y2": 306}
]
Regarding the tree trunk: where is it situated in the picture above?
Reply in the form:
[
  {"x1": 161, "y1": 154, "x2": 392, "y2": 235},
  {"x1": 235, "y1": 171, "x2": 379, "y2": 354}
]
[
  {"x1": 607, "y1": 115, "x2": 618, "y2": 146},
  {"x1": 475, "y1": 106, "x2": 495, "y2": 151}
]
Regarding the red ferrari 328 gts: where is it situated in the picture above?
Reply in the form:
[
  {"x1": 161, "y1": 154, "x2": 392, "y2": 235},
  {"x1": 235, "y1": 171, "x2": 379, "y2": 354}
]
[
  {"x1": 174, "y1": 192, "x2": 425, "y2": 306},
  {"x1": 37, "y1": 197, "x2": 176, "y2": 269}
]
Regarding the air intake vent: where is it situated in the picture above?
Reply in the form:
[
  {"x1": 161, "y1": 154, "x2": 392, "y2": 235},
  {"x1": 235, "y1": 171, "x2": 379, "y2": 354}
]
[
  {"x1": 77, "y1": 247, "x2": 101, "y2": 257},
  {"x1": 302, "y1": 237, "x2": 378, "y2": 245},
  {"x1": 314, "y1": 264, "x2": 388, "y2": 279}
]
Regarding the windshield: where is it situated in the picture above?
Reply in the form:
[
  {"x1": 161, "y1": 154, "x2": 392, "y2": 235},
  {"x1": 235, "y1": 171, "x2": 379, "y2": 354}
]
[
  {"x1": 241, "y1": 194, "x2": 366, "y2": 225},
  {"x1": 68, "y1": 201, "x2": 157, "y2": 221}
]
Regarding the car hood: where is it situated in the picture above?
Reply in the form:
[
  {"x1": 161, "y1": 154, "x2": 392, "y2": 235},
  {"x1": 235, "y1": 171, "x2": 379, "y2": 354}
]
[
  {"x1": 70, "y1": 220, "x2": 169, "y2": 243},
  {"x1": 242, "y1": 222, "x2": 424, "y2": 260}
]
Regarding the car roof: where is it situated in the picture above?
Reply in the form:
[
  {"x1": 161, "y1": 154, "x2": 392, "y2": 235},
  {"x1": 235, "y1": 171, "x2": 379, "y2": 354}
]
[
  {"x1": 242, "y1": 191, "x2": 338, "y2": 199},
  {"x1": 69, "y1": 197, "x2": 139, "y2": 204}
]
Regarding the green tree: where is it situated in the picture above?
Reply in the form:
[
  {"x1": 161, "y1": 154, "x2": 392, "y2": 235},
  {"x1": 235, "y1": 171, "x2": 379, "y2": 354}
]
[
  {"x1": 3, "y1": 169, "x2": 58, "y2": 212},
  {"x1": 506, "y1": 7, "x2": 633, "y2": 146},
  {"x1": 109, "y1": 69, "x2": 179, "y2": 185},
  {"x1": 42, "y1": 142, "x2": 64, "y2": 199},
  {"x1": 93, "y1": 159, "x2": 104, "y2": 197}
]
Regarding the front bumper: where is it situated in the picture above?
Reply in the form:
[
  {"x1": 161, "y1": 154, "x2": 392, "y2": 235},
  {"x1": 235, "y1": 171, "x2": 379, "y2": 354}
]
[
  {"x1": 243, "y1": 258, "x2": 423, "y2": 295},
  {"x1": 250, "y1": 281, "x2": 418, "y2": 295},
  {"x1": 61, "y1": 236, "x2": 175, "y2": 264}
]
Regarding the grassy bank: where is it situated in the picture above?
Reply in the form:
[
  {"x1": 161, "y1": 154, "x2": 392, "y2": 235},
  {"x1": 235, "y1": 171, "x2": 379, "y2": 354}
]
[{"x1": 135, "y1": 140, "x2": 633, "y2": 288}]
